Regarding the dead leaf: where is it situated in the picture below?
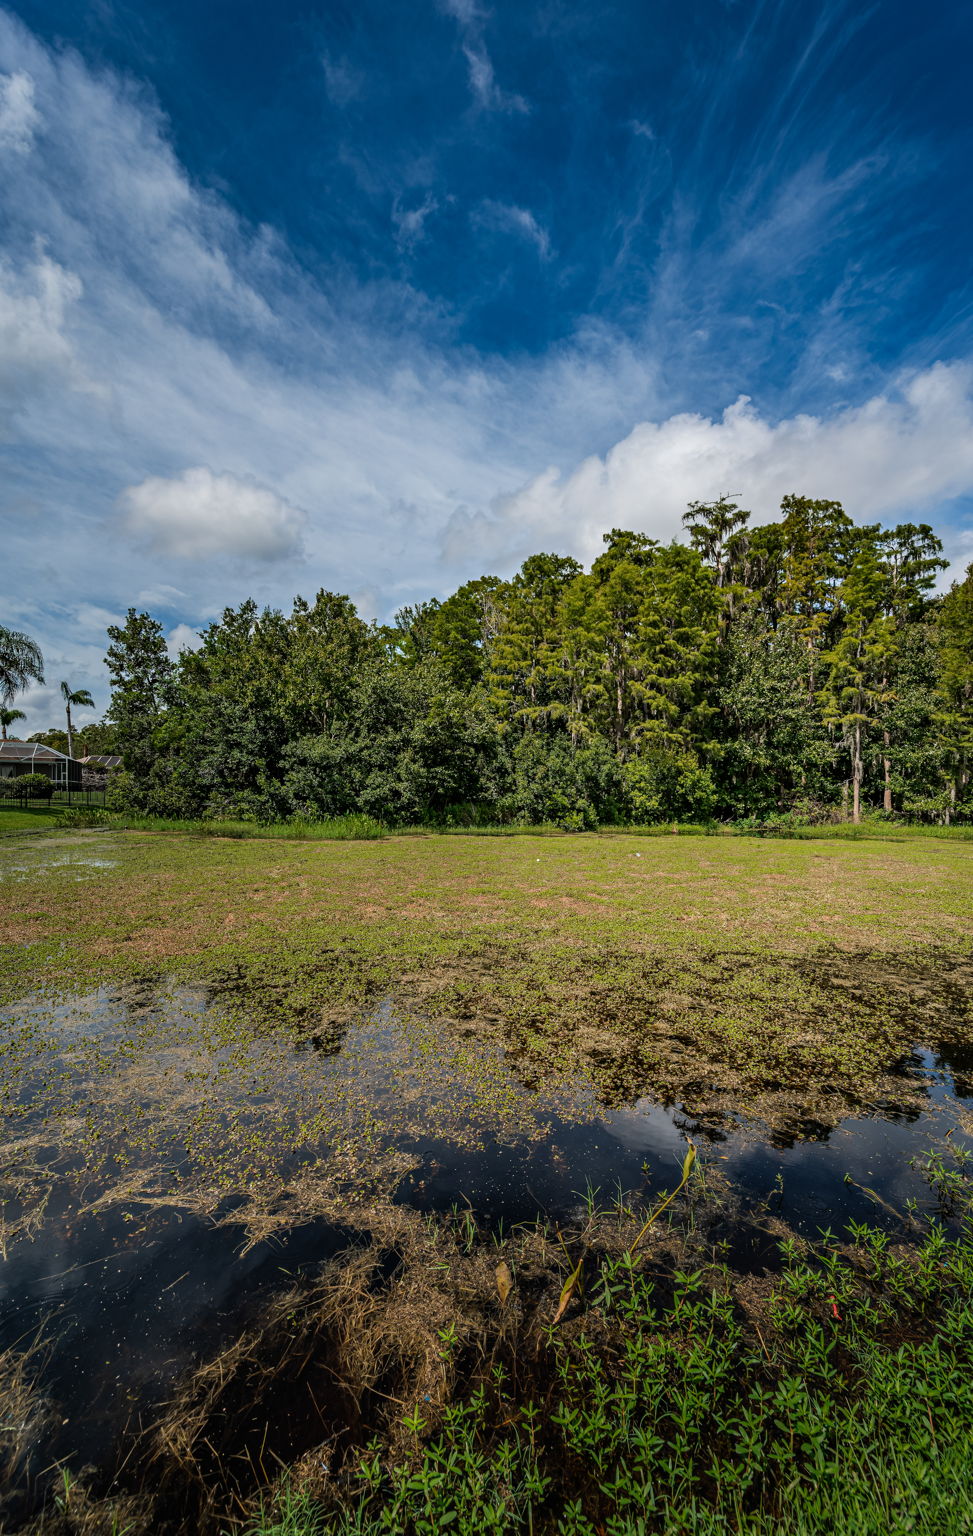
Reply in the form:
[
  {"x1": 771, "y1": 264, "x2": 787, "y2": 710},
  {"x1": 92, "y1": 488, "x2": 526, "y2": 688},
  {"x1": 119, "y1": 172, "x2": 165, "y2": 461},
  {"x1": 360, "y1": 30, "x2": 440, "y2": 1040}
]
[
  {"x1": 495, "y1": 1260, "x2": 513, "y2": 1304},
  {"x1": 552, "y1": 1252, "x2": 584, "y2": 1325}
]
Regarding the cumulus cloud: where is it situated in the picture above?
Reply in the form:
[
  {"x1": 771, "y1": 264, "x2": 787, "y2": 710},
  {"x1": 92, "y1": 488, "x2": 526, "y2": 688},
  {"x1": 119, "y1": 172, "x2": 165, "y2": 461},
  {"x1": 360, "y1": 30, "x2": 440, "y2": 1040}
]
[
  {"x1": 0, "y1": 69, "x2": 38, "y2": 152},
  {"x1": 474, "y1": 200, "x2": 551, "y2": 258},
  {"x1": 1, "y1": 7, "x2": 971, "y2": 742},
  {"x1": 166, "y1": 622, "x2": 200, "y2": 656},
  {"x1": 443, "y1": 363, "x2": 973, "y2": 570},
  {"x1": 119, "y1": 468, "x2": 307, "y2": 562}
]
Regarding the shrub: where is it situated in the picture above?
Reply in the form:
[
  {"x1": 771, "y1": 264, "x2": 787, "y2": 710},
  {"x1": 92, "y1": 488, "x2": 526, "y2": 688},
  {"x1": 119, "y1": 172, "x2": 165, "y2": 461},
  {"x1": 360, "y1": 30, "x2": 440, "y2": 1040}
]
[
  {"x1": 501, "y1": 735, "x2": 622, "y2": 830},
  {"x1": 54, "y1": 808, "x2": 117, "y2": 829},
  {"x1": 105, "y1": 769, "x2": 138, "y2": 812},
  {"x1": 202, "y1": 790, "x2": 277, "y2": 824},
  {"x1": 11, "y1": 772, "x2": 54, "y2": 800},
  {"x1": 622, "y1": 749, "x2": 716, "y2": 823}
]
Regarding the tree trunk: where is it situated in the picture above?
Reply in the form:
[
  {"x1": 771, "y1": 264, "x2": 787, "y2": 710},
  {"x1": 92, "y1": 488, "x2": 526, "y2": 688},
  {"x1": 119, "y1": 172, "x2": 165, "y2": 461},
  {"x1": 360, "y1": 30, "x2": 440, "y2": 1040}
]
[
  {"x1": 883, "y1": 730, "x2": 892, "y2": 814},
  {"x1": 842, "y1": 780, "x2": 849, "y2": 821},
  {"x1": 66, "y1": 705, "x2": 73, "y2": 759},
  {"x1": 852, "y1": 723, "x2": 862, "y2": 824}
]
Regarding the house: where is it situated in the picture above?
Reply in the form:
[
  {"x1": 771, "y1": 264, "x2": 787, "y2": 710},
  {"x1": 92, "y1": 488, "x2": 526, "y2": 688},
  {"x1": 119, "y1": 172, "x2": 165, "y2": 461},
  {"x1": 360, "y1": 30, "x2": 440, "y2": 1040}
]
[
  {"x1": 0, "y1": 740, "x2": 82, "y2": 788},
  {"x1": 78, "y1": 754, "x2": 123, "y2": 789}
]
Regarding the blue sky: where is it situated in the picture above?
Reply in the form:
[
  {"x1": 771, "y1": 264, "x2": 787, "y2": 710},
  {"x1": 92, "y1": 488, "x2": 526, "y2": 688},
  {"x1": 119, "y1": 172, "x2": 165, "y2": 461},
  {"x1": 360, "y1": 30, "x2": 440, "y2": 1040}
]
[{"x1": 1, "y1": 0, "x2": 972, "y2": 733}]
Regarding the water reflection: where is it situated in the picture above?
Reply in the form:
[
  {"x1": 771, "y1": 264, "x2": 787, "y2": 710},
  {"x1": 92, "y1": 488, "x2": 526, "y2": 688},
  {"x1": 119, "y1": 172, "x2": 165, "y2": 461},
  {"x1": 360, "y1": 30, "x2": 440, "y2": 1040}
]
[{"x1": 1, "y1": 979, "x2": 971, "y2": 1519}]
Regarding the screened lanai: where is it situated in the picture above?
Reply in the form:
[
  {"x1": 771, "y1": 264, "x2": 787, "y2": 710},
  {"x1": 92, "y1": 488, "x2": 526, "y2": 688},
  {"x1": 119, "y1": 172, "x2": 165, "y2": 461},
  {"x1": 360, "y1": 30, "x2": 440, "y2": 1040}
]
[{"x1": 0, "y1": 741, "x2": 82, "y2": 788}]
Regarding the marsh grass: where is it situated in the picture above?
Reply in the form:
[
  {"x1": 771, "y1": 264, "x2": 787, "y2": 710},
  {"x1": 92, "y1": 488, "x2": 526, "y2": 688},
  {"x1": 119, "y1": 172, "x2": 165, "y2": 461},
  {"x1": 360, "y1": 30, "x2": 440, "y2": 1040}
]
[
  {"x1": 1, "y1": 834, "x2": 971, "y2": 1163},
  {"x1": 0, "y1": 1334, "x2": 57, "y2": 1531},
  {"x1": 227, "y1": 1153, "x2": 973, "y2": 1536},
  {"x1": 17, "y1": 813, "x2": 969, "y2": 845},
  {"x1": 25, "y1": 1146, "x2": 969, "y2": 1536}
]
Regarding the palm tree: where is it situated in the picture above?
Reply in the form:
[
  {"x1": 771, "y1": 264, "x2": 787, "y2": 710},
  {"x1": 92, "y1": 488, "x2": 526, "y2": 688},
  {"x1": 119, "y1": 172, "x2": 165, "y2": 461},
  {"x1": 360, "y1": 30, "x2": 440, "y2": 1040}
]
[
  {"x1": 60, "y1": 681, "x2": 94, "y2": 759},
  {"x1": 0, "y1": 624, "x2": 44, "y2": 705},
  {"x1": 0, "y1": 707, "x2": 26, "y2": 741}
]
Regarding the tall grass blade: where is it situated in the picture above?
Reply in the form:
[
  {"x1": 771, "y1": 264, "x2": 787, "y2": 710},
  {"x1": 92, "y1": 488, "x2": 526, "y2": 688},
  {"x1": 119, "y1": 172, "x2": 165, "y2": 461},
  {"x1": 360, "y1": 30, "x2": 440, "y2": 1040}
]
[{"x1": 628, "y1": 1143, "x2": 697, "y2": 1256}]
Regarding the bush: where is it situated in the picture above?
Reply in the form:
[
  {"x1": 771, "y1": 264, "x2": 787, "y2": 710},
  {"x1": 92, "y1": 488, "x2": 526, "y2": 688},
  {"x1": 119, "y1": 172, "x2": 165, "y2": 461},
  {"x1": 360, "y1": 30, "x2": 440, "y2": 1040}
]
[
  {"x1": 500, "y1": 735, "x2": 623, "y2": 829},
  {"x1": 105, "y1": 768, "x2": 206, "y2": 821},
  {"x1": 54, "y1": 808, "x2": 117, "y2": 829},
  {"x1": 105, "y1": 769, "x2": 138, "y2": 812},
  {"x1": 622, "y1": 749, "x2": 716, "y2": 823},
  {"x1": 282, "y1": 660, "x2": 504, "y2": 827},
  {"x1": 202, "y1": 790, "x2": 277, "y2": 824},
  {"x1": 10, "y1": 772, "x2": 54, "y2": 800}
]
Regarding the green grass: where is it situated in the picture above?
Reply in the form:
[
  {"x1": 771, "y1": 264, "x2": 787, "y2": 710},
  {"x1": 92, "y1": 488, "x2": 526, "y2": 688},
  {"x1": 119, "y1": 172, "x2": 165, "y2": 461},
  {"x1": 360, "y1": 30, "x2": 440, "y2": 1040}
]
[
  {"x1": 775, "y1": 820, "x2": 973, "y2": 841},
  {"x1": 0, "y1": 803, "x2": 67, "y2": 833},
  {"x1": 118, "y1": 811, "x2": 388, "y2": 840},
  {"x1": 1, "y1": 828, "x2": 972, "y2": 1534},
  {"x1": 2, "y1": 831, "x2": 969, "y2": 1120},
  {"x1": 1, "y1": 795, "x2": 962, "y2": 849},
  {"x1": 241, "y1": 1164, "x2": 973, "y2": 1536},
  {"x1": 600, "y1": 819, "x2": 973, "y2": 842},
  {"x1": 100, "y1": 811, "x2": 973, "y2": 843}
]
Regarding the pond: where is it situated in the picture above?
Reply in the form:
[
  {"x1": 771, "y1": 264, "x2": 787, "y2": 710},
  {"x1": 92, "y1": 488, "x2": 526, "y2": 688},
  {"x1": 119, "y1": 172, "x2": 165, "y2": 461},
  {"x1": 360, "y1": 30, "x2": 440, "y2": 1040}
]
[{"x1": 0, "y1": 976, "x2": 971, "y2": 1525}]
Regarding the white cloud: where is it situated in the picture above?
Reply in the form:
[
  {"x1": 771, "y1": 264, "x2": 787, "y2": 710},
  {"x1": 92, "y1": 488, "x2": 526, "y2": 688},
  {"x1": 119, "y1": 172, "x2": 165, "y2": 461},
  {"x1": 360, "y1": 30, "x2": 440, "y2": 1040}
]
[
  {"x1": 167, "y1": 622, "x2": 200, "y2": 656},
  {"x1": 74, "y1": 603, "x2": 124, "y2": 636},
  {"x1": 0, "y1": 8, "x2": 971, "y2": 743},
  {"x1": 440, "y1": 0, "x2": 481, "y2": 23},
  {"x1": 443, "y1": 363, "x2": 973, "y2": 572},
  {"x1": 119, "y1": 468, "x2": 307, "y2": 561},
  {"x1": 474, "y1": 200, "x2": 551, "y2": 258},
  {"x1": 440, "y1": 0, "x2": 528, "y2": 113},
  {"x1": 393, "y1": 193, "x2": 439, "y2": 250},
  {"x1": 136, "y1": 583, "x2": 187, "y2": 608},
  {"x1": 0, "y1": 251, "x2": 85, "y2": 432},
  {"x1": 0, "y1": 69, "x2": 38, "y2": 153},
  {"x1": 462, "y1": 42, "x2": 528, "y2": 113}
]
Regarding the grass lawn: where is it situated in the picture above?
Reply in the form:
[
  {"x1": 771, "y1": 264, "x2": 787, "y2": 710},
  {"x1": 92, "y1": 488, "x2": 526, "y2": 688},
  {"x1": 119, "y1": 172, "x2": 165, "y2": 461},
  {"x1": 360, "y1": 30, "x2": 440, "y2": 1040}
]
[
  {"x1": 3, "y1": 824, "x2": 971, "y2": 970},
  {"x1": 0, "y1": 803, "x2": 65, "y2": 833}
]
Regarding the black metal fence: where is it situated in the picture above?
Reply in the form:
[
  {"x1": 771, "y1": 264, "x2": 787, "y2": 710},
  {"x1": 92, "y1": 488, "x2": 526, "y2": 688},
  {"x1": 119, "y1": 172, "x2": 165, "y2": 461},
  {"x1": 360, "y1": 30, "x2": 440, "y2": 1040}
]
[{"x1": 0, "y1": 786, "x2": 108, "y2": 810}]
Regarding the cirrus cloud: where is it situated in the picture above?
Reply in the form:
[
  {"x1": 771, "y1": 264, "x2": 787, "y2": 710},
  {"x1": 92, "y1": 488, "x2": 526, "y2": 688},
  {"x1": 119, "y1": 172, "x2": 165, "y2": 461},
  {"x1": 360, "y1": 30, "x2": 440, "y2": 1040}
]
[
  {"x1": 0, "y1": 68, "x2": 38, "y2": 153},
  {"x1": 0, "y1": 250, "x2": 85, "y2": 433},
  {"x1": 119, "y1": 467, "x2": 307, "y2": 562}
]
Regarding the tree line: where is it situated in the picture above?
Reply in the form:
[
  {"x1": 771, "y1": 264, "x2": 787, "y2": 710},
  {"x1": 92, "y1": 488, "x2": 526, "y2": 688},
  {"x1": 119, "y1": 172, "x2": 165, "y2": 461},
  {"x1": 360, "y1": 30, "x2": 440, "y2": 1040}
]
[{"x1": 21, "y1": 493, "x2": 973, "y2": 827}]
